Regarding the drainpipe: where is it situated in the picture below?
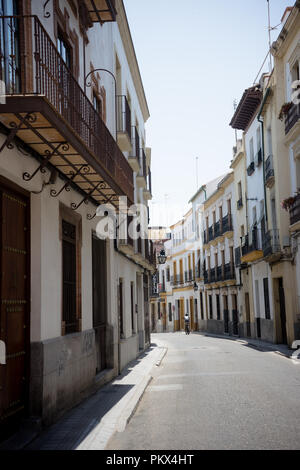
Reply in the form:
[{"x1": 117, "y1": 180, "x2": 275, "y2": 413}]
[{"x1": 257, "y1": 87, "x2": 271, "y2": 230}]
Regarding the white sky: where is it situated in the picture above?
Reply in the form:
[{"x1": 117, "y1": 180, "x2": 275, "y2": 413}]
[{"x1": 123, "y1": 0, "x2": 292, "y2": 227}]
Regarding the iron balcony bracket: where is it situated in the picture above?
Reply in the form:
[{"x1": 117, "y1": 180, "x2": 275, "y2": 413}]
[
  {"x1": 71, "y1": 181, "x2": 108, "y2": 211},
  {"x1": 23, "y1": 142, "x2": 69, "y2": 182},
  {"x1": 0, "y1": 113, "x2": 36, "y2": 154},
  {"x1": 50, "y1": 164, "x2": 91, "y2": 198}
]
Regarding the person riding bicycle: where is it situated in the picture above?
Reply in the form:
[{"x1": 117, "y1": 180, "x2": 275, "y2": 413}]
[{"x1": 184, "y1": 313, "x2": 190, "y2": 334}]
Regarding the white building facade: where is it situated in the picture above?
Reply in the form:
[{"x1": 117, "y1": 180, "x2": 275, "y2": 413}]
[{"x1": 0, "y1": 0, "x2": 154, "y2": 440}]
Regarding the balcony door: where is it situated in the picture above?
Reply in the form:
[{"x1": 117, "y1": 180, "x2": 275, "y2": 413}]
[{"x1": 0, "y1": 0, "x2": 20, "y2": 93}]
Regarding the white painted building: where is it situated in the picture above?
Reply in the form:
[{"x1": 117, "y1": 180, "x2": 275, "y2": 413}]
[{"x1": 0, "y1": 0, "x2": 154, "y2": 439}]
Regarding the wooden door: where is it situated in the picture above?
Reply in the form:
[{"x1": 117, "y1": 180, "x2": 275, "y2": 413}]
[
  {"x1": 0, "y1": 182, "x2": 30, "y2": 440},
  {"x1": 92, "y1": 234, "x2": 107, "y2": 374},
  {"x1": 223, "y1": 295, "x2": 229, "y2": 334}
]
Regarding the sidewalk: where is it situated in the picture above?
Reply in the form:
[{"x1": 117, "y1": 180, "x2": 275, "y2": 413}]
[
  {"x1": 199, "y1": 331, "x2": 294, "y2": 359},
  {"x1": 20, "y1": 342, "x2": 167, "y2": 450}
]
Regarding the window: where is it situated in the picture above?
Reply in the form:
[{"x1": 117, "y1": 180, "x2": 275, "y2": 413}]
[
  {"x1": 263, "y1": 278, "x2": 271, "y2": 320},
  {"x1": 57, "y1": 29, "x2": 72, "y2": 68},
  {"x1": 256, "y1": 128, "x2": 261, "y2": 151},
  {"x1": 249, "y1": 138, "x2": 254, "y2": 162},
  {"x1": 158, "y1": 302, "x2": 161, "y2": 320},
  {"x1": 238, "y1": 182, "x2": 242, "y2": 200},
  {"x1": 0, "y1": 0, "x2": 20, "y2": 92},
  {"x1": 166, "y1": 267, "x2": 170, "y2": 283},
  {"x1": 62, "y1": 220, "x2": 77, "y2": 335},
  {"x1": 93, "y1": 92, "x2": 102, "y2": 117}
]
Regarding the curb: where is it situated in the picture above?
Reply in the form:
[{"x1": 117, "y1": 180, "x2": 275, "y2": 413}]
[
  {"x1": 202, "y1": 332, "x2": 293, "y2": 360},
  {"x1": 155, "y1": 347, "x2": 168, "y2": 367},
  {"x1": 116, "y1": 346, "x2": 168, "y2": 433},
  {"x1": 116, "y1": 375, "x2": 153, "y2": 433}
]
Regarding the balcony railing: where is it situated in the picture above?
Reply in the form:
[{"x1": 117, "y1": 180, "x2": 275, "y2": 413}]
[
  {"x1": 285, "y1": 102, "x2": 300, "y2": 135},
  {"x1": 130, "y1": 126, "x2": 140, "y2": 159},
  {"x1": 241, "y1": 227, "x2": 262, "y2": 261},
  {"x1": 216, "y1": 266, "x2": 222, "y2": 282},
  {"x1": 214, "y1": 221, "x2": 221, "y2": 238},
  {"x1": 247, "y1": 161, "x2": 255, "y2": 176},
  {"x1": 237, "y1": 198, "x2": 243, "y2": 210},
  {"x1": 117, "y1": 95, "x2": 131, "y2": 139},
  {"x1": 265, "y1": 155, "x2": 275, "y2": 187},
  {"x1": 262, "y1": 229, "x2": 281, "y2": 258},
  {"x1": 224, "y1": 263, "x2": 235, "y2": 281},
  {"x1": 0, "y1": 15, "x2": 134, "y2": 202},
  {"x1": 222, "y1": 214, "x2": 233, "y2": 234},
  {"x1": 290, "y1": 194, "x2": 300, "y2": 226}
]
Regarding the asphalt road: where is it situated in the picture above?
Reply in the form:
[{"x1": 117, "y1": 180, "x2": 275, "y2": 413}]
[{"x1": 107, "y1": 332, "x2": 300, "y2": 450}]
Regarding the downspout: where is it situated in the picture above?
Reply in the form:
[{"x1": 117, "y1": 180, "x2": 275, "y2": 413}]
[{"x1": 257, "y1": 87, "x2": 271, "y2": 230}]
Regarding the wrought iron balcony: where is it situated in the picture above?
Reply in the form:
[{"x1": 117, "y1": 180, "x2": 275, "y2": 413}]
[
  {"x1": 214, "y1": 221, "x2": 221, "y2": 238},
  {"x1": 285, "y1": 102, "x2": 300, "y2": 135},
  {"x1": 290, "y1": 194, "x2": 300, "y2": 227},
  {"x1": 262, "y1": 229, "x2": 281, "y2": 258},
  {"x1": 241, "y1": 227, "x2": 263, "y2": 263},
  {"x1": 83, "y1": 0, "x2": 117, "y2": 23},
  {"x1": 222, "y1": 214, "x2": 233, "y2": 234},
  {"x1": 224, "y1": 263, "x2": 235, "y2": 281},
  {"x1": 265, "y1": 155, "x2": 275, "y2": 188},
  {"x1": 247, "y1": 161, "x2": 255, "y2": 176},
  {"x1": 237, "y1": 198, "x2": 243, "y2": 210},
  {"x1": 208, "y1": 226, "x2": 214, "y2": 242},
  {"x1": 216, "y1": 266, "x2": 223, "y2": 282},
  {"x1": 0, "y1": 15, "x2": 133, "y2": 207},
  {"x1": 117, "y1": 95, "x2": 132, "y2": 152}
]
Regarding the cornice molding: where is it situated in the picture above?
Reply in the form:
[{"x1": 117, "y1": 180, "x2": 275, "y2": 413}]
[{"x1": 116, "y1": 0, "x2": 150, "y2": 123}]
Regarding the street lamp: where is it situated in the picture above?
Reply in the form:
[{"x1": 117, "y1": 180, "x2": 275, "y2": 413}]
[
  {"x1": 85, "y1": 68, "x2": 117, "y2": 139},
  {"x1": 157, "y1": 250, "x2": 167, "y2": 265}
]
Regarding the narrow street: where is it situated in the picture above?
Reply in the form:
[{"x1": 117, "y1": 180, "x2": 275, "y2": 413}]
[{"x1": 107, "y1": 333, "x2": 300, "y2": 450}]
